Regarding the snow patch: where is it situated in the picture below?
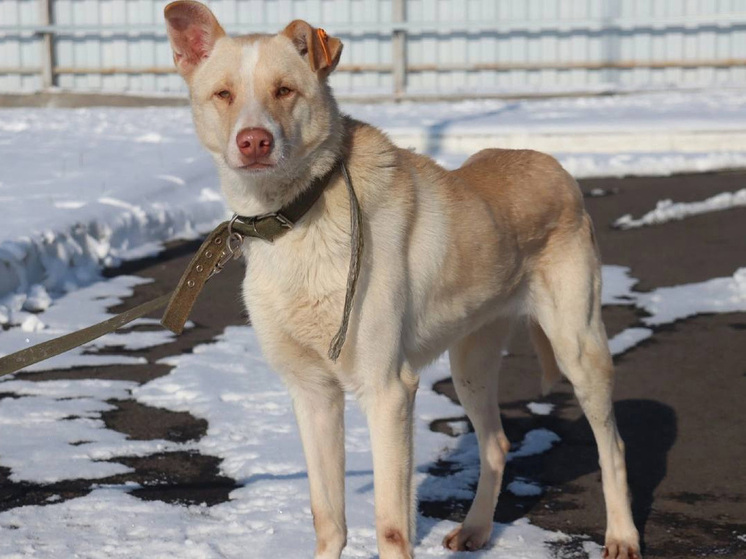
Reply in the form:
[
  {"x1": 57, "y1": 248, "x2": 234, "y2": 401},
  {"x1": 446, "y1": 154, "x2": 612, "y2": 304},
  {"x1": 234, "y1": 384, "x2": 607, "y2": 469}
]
[
  {"x1": 134, "y1": 132, "x2": 163, "y2": 143},
  {"x1": 609, "y1": 327, "x2": 654, "y2": 356},
  {"x1": 601, "y1": 267, "x2": 746, "y2": 356},
  {"x1": 0, "y1": 323, "x2": 574, "y2": 556},
  {"x1": 53, "y1": 201, "x2": 87, "y2": 209},
  {"x1": 0, "y1": 378, "x2": 163, "y2": 483},
  {"x1": 156, "y1": 174, "x2": 186, "y2": 186},
  {"x1": 527, "y1": 402, "x2": 554, "y2": 416},
  {"x1": 20, "y1": 314, "x2": 45, "y2": 333},
  {"x1": 602, "y1": 265, "x2": 639, "y2": 306},
  {"x1": 22, "y1": 285, "x2": 52, "y2": 312},
  {"x1": 507, "y1": 479, "x2": 544, "y2": 497},
  {"x1": 0, "y1": 275, "x2": 181, "y2": 372},
  {"x1": 615, "y1": 188, "x2": 746, "y2": 229},
  {"x1": 639, "y1": 268, "x2": 746, "y2": 326},
  {"x1": 510, "y1": 429, "x2": 562, "y2": 459}
]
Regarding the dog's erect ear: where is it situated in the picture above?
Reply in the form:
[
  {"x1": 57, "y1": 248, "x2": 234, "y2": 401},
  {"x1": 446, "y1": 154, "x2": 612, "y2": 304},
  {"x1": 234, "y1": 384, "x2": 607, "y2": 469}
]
[
  {"x1": 282, "y1": 20, "x2": 343, "y2": 77},
  {"x1": 164, "y1": 1, "x2": 225, "y2": 79}
]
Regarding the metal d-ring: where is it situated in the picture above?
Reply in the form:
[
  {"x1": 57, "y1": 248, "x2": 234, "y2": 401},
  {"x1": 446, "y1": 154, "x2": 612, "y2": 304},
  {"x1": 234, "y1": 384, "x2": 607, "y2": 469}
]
[{"x1": 211, "y1": 216, "x2": 245, "y2": 277}]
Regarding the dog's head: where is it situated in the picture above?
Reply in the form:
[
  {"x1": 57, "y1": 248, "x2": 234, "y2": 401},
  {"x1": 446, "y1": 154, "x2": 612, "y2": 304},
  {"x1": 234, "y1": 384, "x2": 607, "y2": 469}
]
[{"x1": 165, "y1": 1, "x2": 343, "y2": 205}]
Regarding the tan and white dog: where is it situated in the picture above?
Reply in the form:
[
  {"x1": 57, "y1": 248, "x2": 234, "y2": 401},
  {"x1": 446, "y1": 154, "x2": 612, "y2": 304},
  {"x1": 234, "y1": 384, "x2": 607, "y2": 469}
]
[{"x1": 164, "y1": 2, "x2": 641, "y2": 558}]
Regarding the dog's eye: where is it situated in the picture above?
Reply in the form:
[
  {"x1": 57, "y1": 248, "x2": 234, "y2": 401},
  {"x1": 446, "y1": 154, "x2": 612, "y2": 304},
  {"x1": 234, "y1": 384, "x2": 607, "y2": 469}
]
[
  {"x1": 215, "y1": 90, "x2": 232, "y2": 101},
  {"x1": 276, "y1": 86, "x2": 293, "y2": 98}
]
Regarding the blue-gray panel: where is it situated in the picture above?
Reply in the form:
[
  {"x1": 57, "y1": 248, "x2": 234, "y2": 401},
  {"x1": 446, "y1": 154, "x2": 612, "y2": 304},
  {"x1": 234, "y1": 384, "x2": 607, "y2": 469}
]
[{"x1": 1, "y1": 0, "x2": 746, "y2": 94}]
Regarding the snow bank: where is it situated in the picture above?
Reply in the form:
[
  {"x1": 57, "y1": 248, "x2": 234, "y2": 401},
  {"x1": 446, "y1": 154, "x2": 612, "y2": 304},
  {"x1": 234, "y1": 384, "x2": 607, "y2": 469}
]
[
  {"x1": 0, "y1": 107, "x2": 227, "y2": 323},
  {"x1": 355, "y1": 89, "x2": 746, "y2": 157},
  {"x1": 559, "y1": 152, "x2": 746, "y2": 179}
]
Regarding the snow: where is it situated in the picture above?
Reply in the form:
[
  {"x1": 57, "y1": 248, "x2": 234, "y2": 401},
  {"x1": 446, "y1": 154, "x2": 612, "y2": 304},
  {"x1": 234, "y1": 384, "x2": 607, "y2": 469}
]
[
  {"x1": 608, "y1": 328, "x2": 654, "y2": 356},
  {"x1": 1, "y1": 90, "x2": 746, "y2": 336},
  {"x1": 507, "y1": 479, "x2": 544, "y2": 497},
  {"x1": 601, "y1": 265, "x2": 640, "y2": 306},
  {"x1": 22, "y1": 285, "x2": 52, "y2": 312},
  {"x1": 557, "y1": 152, "x2": 746, "y2": 180},
  {"x1": 0, "y1": 325, "x2": 576, "y2": 558},
  {"x1": 355, "y1": 90, "x2": 746, "y2": 137},
  {"x1": 602, "y1": 266, "x2": 746, "y2": 355},
  {"x1": 355, "y1": 90, "x2": 746, "y2": 158},
  {"x1": 614, "y1": 188, "x2": 746, "y2": 229},
  {"x1": 20, "y1": 314, "x2": 45, "y2": 333},
  {"x1": 0, "y1": 107, "x2": 228, "y2": 325},
  {"x1": 0, "y1": 378, "x2": 190, "y2": 484},
  {"x1": 509, "y1": 429, "x2": 562, "y2": 459},
  {"x1": 638, "y1": 268, "x2": 746, "y2": 327},
  {"x1": 0, "y1": 491, "x2": 574, "y2": 559},
  {"x1": 527, "y1": 402, "x2": 554, "y2": 416},
  {"x1": 0, "y1": 275, "x2": 178, "y2": 372},
  {"x1": 0, "y1": 90, "x2": 745, "y2": 557},
  {"x1": 0, "y1": 269, "x2": 741, "y2": 552}
]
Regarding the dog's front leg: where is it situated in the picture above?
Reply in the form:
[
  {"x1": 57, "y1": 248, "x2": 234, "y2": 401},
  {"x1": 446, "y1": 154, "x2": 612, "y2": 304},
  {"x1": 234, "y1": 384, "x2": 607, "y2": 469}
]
[
  {"x1": 360, "y1": 367, "x2": 419, "y2": 559},
  {"x1": 288, "y1": 380, "x2": 347, "y2": 559}
]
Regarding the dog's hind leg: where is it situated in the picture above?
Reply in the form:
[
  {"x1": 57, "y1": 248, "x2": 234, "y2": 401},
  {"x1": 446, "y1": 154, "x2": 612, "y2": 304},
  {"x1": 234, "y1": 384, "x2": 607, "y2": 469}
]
[
  {"x1": 442, "y1": 317, "x2": 513, "y2": 552},
  {"x1": 530, "y1": 224, "x2": 640, "y2": 559},
  {"x1": 288, "y1": 379, "x2": 347, "y2": 559}
]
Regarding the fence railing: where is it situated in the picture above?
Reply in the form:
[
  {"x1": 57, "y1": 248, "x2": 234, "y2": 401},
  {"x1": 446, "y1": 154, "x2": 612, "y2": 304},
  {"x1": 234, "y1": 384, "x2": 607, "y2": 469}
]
[{"x1": 1, "y1": 0, "x2": 745, "y2": 99}]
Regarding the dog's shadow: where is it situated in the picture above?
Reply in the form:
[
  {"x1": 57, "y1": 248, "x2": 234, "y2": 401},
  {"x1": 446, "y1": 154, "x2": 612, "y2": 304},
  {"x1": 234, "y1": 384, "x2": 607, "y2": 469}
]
[{"x1": 416, "y1": 391, "x2": 677, "y2": 556}]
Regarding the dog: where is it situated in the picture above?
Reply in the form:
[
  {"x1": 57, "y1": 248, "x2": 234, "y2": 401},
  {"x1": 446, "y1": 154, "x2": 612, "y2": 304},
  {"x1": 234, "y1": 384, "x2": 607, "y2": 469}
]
[{"x1": 164, "y1": 2, "x2": 641, "y2": 558}]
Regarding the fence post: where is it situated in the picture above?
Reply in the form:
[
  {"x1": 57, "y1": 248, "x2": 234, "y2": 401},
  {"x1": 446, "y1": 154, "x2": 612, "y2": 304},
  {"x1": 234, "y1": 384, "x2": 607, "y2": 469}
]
[
  {"x1": 392, "y1": 0, "x2": 406, "y2": 98},
  {"x1": 39, "y1": 0, "x2": 55, "y2": 89}
]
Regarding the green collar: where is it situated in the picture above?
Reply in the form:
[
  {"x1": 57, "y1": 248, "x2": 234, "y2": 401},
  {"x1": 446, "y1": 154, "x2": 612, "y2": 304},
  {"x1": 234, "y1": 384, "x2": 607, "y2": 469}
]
[{"x1": 231, "y1": 163, "x2": 340, "y2": 243}]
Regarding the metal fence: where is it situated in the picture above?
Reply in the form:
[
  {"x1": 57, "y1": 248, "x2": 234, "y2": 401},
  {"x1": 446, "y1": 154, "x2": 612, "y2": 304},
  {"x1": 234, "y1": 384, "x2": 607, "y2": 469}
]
[{"x1": 1, "y1": 0, "x2": 745, "y2": 99}]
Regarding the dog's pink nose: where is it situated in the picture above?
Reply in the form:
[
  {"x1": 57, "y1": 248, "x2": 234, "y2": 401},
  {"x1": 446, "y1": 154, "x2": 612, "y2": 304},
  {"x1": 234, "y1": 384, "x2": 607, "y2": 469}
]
[{"x1": 236, "y1": 127, "x2": 274, "y2": 159}]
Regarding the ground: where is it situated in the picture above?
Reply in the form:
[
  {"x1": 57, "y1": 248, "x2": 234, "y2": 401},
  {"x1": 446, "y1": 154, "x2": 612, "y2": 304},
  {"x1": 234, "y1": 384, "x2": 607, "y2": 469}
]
[{"x1": 1, "y1": 170, "x2": 744, "y2": 558}]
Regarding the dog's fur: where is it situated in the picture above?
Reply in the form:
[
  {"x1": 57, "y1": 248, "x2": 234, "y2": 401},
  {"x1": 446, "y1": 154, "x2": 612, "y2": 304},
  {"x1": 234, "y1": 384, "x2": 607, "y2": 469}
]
[{"x1": 165, "y1": 3, "x2": 641, "y2": 558}]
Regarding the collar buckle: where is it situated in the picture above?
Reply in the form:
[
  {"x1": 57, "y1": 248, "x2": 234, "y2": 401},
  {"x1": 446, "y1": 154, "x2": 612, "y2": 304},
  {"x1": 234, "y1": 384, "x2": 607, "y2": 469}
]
[
  {"x1": 271, "y1": 212, "x2": 294, "y2": 230},
  {"x1": 235, "y1": 211, "x2": 294, "y2": 243}
]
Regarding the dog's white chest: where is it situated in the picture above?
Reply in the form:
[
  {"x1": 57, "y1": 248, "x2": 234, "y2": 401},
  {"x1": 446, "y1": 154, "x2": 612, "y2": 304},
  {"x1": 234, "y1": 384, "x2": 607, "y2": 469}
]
[{"x1": 240, "y1": 231, "x2": 349, "y2": 358}]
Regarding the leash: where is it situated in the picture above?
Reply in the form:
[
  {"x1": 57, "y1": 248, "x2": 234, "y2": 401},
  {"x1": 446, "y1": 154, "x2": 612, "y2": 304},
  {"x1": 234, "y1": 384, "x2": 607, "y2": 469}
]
[
  {"x1": 0, "y1": 221, "x2": 237, "y2": 378},
  {"x1": 0, "y1": 162, "x2": 362, "y2": 378},
  {"x1": 328, "y1": 163, "x2": 362, "y2": 361}
]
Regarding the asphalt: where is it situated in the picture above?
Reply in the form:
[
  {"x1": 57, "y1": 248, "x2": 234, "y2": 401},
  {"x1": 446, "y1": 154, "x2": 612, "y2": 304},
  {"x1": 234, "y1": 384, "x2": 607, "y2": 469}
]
[{"x1": 2, "y1": 171, "x2": 745, "y2": 558}]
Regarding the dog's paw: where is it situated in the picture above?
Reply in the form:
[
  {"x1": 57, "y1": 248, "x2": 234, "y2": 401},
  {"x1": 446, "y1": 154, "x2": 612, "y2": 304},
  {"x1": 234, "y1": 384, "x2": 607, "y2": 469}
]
[
  {"x1": 602, "y1": 539, "x2": 642, "y2": 559},
  {"x1": 442, "y1": 523, "x2": 491, "y2": 552}
]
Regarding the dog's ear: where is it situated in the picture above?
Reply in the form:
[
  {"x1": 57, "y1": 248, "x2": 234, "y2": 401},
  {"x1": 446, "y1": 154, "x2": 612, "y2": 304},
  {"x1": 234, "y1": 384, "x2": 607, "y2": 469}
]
[
  {"x1": 282, "y1": 20, "x2": 343, "y2": 77},
  {"x1": 164, "y1": 1, "x2": 225, "y2": 79}
]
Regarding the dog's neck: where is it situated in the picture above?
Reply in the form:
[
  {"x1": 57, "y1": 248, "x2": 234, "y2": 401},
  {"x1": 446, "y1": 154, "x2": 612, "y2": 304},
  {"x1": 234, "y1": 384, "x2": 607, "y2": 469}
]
[{"x1": 217, "y1": 113, "x2": 346, "y2": 218}]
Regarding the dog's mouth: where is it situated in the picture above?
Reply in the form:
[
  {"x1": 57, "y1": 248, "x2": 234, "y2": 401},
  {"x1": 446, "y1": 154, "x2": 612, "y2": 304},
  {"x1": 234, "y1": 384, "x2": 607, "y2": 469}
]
[
  {"x1": 224, "y1": 156, "x2": 278, "y2": 173},
  {"x1": 238, "y1": 162, "x2": 275, "y2": 171}
]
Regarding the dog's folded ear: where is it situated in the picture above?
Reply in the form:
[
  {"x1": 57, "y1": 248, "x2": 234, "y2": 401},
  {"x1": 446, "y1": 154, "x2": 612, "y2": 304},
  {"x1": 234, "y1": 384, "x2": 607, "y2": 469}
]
[
  {"x1": 164, "y1": 0, "x2": 225, "y2": 79},
  {"x1": 282, "y1": 20, "x2": 343, "y2": 77}
]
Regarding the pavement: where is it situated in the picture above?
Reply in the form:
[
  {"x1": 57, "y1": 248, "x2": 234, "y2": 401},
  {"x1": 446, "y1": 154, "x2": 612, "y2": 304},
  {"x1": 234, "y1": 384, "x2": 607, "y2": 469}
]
[{"x1": 2, "y1": 171, "x2": 745, "y2": 558}]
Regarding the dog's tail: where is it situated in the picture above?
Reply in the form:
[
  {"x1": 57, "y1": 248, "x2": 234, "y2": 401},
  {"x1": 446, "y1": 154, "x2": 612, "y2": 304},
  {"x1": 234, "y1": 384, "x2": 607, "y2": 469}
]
[{"x1": 529, "y1": 320, "x2": 562, "y2": 396}]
